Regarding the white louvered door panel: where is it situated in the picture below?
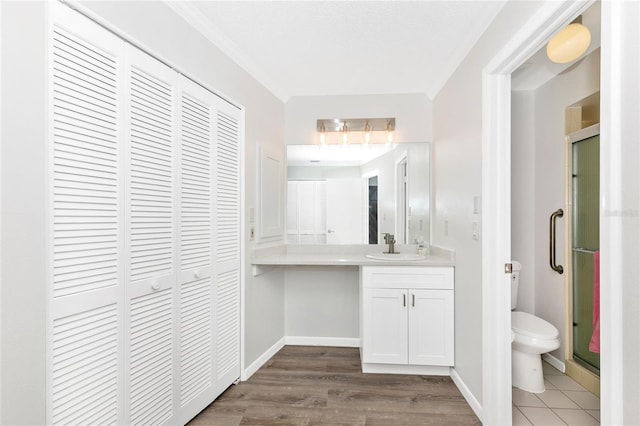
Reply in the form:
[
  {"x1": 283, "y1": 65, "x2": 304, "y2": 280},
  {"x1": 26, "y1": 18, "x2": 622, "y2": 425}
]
[
  {"x1": 123, "y1": 46, "x2": 178, "y2": 426},
  {"x1": 49, "y1": 4, "x2": 125, "y2": 425},
  {"x1": 213, "y1": 101, "x2": 242, "y2": 396},
  {"x1": 175, "y1": 77, "x2": 217, "y2": 423}
]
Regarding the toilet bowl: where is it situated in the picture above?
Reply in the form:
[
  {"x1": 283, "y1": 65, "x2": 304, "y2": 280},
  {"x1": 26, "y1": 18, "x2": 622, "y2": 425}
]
[
  {"x1": 510, "y1": 261, "x2": 561, "y2": 393},
  {"x1": 511, "y1": 311, "x2": 560, "y2": 393}
]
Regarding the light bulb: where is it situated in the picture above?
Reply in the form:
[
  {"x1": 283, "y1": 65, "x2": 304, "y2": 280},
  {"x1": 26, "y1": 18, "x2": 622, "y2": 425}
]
[
  {"x1": 364, "y1": 121, "x2": 372, "y2": 145},
  {"x1": 342, "y1": 122, "x2": 349, "y2": 145},
  {"x1": 318, "y1": 121, "x2": 327, "y2": 145}
]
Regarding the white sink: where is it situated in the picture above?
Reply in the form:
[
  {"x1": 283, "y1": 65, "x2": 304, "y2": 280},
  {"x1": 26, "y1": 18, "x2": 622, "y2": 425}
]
[{"x1": 365, "y1": 253, "x2": 426, "y2": 261}]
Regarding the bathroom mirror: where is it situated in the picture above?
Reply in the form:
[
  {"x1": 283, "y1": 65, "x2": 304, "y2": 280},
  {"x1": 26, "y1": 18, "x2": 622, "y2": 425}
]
[{"x1": 286, "y1": 142, "x2": 430, "y2": 245}]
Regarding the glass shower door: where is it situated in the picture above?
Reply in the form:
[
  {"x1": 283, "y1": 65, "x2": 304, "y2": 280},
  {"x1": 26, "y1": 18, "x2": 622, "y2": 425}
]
[{"x1": 571, "y1": 132, "x2": 600, "y2": 373}]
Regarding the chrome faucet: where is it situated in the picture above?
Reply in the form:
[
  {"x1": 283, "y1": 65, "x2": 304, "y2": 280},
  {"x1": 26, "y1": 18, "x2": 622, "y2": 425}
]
[{"x1": 383, "y1": 233, "x2": 396, "y2": 254}]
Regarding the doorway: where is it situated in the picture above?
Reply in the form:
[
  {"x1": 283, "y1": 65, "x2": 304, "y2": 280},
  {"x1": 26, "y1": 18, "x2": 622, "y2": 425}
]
[
  {"x1": 368, "y1": 175, "x2": 379, "y2": 244},
  {"x1": 481, "y1": 2, "x2": 596, "y2": 424}
]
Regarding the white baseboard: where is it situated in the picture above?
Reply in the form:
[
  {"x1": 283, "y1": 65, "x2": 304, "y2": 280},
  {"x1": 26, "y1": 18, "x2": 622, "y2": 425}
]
[
  {"x1": 362, "y1": 363, "x2": 449, "y2": 376},
  {"x1": 242, "y1": 336, "x2": 285, "y2": 381},
  {"x1": 450, "y1": 367, "x2": 483, "y2": 422},
  {"x1": 543, "y1": 353, "x2": 566, "y2": 373},
  {"x1": 284, "y1": 336, "x2": 360, "y2": 347}
]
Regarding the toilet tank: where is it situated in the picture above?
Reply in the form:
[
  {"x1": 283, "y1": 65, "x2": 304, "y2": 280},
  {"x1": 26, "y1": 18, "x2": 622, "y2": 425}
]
[{"x1": 510, "y1": 261, "x2": 522, "y2": 310}]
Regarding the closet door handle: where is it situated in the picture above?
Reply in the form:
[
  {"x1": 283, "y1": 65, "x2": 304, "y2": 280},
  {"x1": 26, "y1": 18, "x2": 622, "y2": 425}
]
[
  {"x1": 412, "y1": 294, "x2": 415, "y2": 307},
  {"x1": 549, "y1": 208, "x2": 564, "y2": 274},
  {"x1": 403, "y1": 294, "x2": 406, "y2": 307}
]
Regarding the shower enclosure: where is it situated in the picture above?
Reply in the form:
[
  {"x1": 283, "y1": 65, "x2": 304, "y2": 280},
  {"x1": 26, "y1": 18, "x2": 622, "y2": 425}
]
[{"x1": 569, "y1": 124, "x2": 600, "y2": 374}]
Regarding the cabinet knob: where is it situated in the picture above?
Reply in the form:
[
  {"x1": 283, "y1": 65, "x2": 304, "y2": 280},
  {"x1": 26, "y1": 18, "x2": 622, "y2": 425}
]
[
  {"x1": 194, "y1": 270, "x2": 201, "y2": 279},
  {"x1": 151, "y1": 282, "x2": 160, "y2": 291}
]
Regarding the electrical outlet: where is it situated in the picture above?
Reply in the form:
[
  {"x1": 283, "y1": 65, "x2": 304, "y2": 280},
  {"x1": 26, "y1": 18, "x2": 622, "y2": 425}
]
[{"x1": 250, "y1": 227, "x2": 255, "y2": 240}]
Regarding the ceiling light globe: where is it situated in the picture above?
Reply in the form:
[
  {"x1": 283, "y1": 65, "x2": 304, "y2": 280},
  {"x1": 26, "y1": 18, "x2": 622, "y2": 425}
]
[{"x1": 546, "y1": 23, "x2": 591, "y2": 64}]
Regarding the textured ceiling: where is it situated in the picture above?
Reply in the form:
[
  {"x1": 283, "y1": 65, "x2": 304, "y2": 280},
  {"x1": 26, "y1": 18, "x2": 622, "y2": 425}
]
[{"x1": 169, "y1": 1, "x2": 507, "y2": 101}]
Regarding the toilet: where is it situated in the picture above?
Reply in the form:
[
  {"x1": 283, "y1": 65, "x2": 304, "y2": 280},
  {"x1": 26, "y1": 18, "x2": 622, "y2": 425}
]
[{"x1": 511, "y1": 261, "x2": 560, "y2": 393}]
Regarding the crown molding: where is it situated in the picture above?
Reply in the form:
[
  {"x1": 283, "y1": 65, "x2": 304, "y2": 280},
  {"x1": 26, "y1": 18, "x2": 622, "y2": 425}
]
[{"x1": 165, "y1": 1, "x2": 289, "y2": 102}]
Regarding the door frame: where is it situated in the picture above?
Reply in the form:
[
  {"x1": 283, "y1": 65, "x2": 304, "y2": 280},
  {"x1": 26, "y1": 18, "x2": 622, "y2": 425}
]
[
  {"x1": 481, "y1": 1, "x2": 594, "y2": 424},
  {"x1": 363, "y1": 170, "x2": 380, "y2": 244},
  {"x1": 395, "y1": 154, "x2": 409, "y2": 244}
]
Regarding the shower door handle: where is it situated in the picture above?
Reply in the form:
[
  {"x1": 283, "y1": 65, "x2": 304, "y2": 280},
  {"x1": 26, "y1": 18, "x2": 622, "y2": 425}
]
[{"x1": 549, "y1": 208, "x2": 564, "y2": 274}]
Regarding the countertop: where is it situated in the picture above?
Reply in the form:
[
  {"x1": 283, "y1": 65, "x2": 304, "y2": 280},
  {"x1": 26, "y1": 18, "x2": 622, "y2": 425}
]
[{"x1": 252, "y1": 244, "x2": 455, "y2": 268}]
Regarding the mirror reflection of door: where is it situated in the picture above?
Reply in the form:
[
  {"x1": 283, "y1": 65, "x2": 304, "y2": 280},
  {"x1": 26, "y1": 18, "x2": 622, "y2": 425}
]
[
  {"x1": 326, "y1": 178, "x2": 364, "y2": 244},
  {"x1": 396, "y1": 156, "x2": 409, "y2": 244},
  {"x1": 287, "y1": 180, "x2": 326, "y2": 243}
]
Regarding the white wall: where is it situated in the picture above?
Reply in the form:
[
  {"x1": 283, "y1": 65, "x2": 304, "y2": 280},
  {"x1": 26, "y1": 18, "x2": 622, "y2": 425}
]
[
  {"x1": 0, "y1": 2, "x2": 286, "y2": 422},
  {"x1": 286, "y1": 94, "x2": 432, "y2": 145},
  {"x1": 532, "y1": 49, "x2": 600, "y2": 361},
  {"x1": 284, "y1": 266, "x2": 359, "y2": 341},
  {"x1": 0, "y1": 3, "x2": 48, "y2": 424},
  {"x1": 511, "y1": 90, "x2": 536, "y2": 314},
  {"x1": 288, "y1": 165, "x2": 361, "y2": 179},
  {"x1": 432, "y1": 0, "x2": 546, "y2": 406}
]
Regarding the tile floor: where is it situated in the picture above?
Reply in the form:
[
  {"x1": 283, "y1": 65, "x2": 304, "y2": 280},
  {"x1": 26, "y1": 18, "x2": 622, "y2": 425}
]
[{"x1": 513, "y1": 361, "x2": 600, "y2": 425}]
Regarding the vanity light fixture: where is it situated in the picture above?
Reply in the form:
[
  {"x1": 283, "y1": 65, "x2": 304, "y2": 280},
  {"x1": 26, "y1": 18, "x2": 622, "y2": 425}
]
[
  {"x1": 546, "y1": 16, "x2": 591, "y2": 64},
  {"x1": 316, "y1": 117, "x2": 395, "y2": 145}
]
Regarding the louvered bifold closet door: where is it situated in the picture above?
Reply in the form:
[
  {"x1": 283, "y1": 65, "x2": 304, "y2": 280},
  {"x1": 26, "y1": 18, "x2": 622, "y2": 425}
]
[
  {"x1": 49, "y1": 4, "x2": 125, "y2": 425},
  {"x1": 123, "y1": 46, "x2": 178, "y2": 426},
  {"x1": 174, "y1": 77, "x2": 218, "y2": 424},
  {"x1": 213, "y1": 100, "x2": 242, "y2": 396}
]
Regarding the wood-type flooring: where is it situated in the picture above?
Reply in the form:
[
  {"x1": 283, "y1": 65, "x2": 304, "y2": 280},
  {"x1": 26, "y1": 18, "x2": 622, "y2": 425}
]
[{"x1": 188, "y1": 345, "x2": 480, "y2": 425}]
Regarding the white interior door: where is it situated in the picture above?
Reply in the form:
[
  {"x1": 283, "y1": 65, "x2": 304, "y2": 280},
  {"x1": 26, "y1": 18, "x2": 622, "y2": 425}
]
[{"x1": 326, "y1": 178, "x2": 364, "y2": 244}]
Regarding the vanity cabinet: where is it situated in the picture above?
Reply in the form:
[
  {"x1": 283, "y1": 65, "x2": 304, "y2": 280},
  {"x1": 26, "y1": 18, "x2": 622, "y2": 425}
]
[{"x1": 361, "y1": 266, "x2": 454, "y2": 373}]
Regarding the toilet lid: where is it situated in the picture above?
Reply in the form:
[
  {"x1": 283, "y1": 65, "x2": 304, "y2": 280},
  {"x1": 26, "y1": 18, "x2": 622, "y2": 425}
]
[{"x1": 511, "y1": 311, "x2": 559, "y2": 340}]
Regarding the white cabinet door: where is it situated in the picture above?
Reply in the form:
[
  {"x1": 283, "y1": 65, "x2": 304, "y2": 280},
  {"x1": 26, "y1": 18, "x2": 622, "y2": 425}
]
[
  {"x1": 362, "y1": 288, "x2": 408, "y2": 364},
  {"x1": 408, "y1": 289, "x2": 454, "y2": 366}
]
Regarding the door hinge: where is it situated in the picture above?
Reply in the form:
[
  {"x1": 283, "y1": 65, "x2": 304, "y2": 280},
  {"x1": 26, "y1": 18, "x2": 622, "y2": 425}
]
[{"x1": 504, "y1": 263, "x2": 513, "y2": 274}]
